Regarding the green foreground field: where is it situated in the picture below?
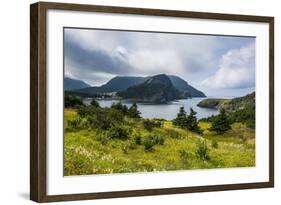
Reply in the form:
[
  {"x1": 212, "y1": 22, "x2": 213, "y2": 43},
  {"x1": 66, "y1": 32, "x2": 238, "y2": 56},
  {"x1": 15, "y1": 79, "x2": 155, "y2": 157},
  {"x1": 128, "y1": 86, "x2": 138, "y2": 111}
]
[{"x1": 64, "y1": 109, "x2": 255, "y2": 176}]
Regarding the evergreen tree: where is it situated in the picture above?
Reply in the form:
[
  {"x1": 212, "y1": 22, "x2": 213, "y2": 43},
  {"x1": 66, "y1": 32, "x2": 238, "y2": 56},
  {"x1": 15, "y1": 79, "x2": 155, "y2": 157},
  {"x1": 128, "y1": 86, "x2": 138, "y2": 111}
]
[
  {"x1": 111, "y1": 101, "x2": 123, "y2": 110},
  {"x1": 128, "y1": 102, "x2": 141, "y2": 118},
  {"x1": 186, "y1": 108, "x2": 201, "y2": 133},
  {"x1": 172, "y1": 106, "x2": 187, "y2": 129},
  {"x1": 90, "y1": 98, "x2": 100, "y2": 108},
  {"x1": 111, "y1": 101, "x2": 128, "y2": 115},
  {"x1": 210, "y1": 109, "x2": 231, "y2": 134},
  {"x1": 121, "y1": 104, "x2": 128, "y2": 115}
]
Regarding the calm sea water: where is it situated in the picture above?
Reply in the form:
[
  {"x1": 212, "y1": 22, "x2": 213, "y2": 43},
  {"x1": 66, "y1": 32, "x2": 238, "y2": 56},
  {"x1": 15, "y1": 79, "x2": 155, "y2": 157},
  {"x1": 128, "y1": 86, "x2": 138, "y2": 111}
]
[{"x1": 83, "y1": 98, "x2": 232, "y2": 120}]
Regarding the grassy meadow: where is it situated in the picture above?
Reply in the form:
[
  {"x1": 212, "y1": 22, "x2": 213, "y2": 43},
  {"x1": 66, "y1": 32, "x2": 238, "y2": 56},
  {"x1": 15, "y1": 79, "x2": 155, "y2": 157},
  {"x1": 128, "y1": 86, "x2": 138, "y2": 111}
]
[{"x1": 64, "y1": 106, "x2": 255, "y2": 176}]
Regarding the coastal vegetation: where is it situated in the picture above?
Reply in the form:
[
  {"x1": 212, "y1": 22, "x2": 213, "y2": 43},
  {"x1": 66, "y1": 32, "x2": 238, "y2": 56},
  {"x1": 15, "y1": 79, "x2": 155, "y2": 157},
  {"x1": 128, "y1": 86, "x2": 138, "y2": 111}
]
[
  {"x1": 199, "y1": 92, "x2": 255, "y2": 129},
  {"x1": 64, "y1": 94, "x2": 255, "y2": 176}
]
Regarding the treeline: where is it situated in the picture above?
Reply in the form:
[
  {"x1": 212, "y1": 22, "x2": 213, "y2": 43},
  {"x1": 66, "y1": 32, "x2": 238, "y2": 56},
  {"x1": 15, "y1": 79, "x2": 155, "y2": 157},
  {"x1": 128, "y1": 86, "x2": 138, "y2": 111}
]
[
  {"x1": 65, "y1": 95, "x2": 141, "y2": 118},
  {"x1": 172, "y1": 107, "x2": 202, "y2": 134},
  {"x1": 65, "y1": 91, "x2": 114, "y2": 98},
  {"x1": 172, "y1": 107, "x2": 232, "y2": 135},
  {"x1": 200, "y1": 92, "x2": 255, "y2": 129},
  {"x1": 200, "y1": 105, "x2": 255, "y2": 129}
]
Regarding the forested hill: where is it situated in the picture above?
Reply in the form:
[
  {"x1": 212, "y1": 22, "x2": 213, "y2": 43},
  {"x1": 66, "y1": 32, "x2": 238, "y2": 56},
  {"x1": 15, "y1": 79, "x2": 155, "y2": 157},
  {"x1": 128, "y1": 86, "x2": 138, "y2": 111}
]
[
  {"x1": 117, "y1": 74, "x2": 181, "y2": 103},
  {"x1": 198, "y1": 92, "x2": 255, "y2": 129},
  {"x1": 197, "y1": 92, "x2": 255, "y2": 112},
  {"x1": 220, "y1": 92, "x2": 255, "y2": 112},
  {"x1": 67, "y1": 75, "x2": 206, "y2": 98}
]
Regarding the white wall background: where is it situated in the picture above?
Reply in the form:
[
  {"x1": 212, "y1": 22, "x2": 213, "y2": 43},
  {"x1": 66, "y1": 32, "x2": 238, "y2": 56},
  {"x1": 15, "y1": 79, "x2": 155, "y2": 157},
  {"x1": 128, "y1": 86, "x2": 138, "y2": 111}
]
[{"x1": 0, "y1": 0, "x2": 279, "y2": 204}]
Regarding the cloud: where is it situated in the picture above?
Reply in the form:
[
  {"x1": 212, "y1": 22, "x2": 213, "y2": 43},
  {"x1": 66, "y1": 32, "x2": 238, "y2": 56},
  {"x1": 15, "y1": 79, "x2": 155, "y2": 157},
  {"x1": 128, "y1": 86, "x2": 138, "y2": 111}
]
[
  {"x1": 201, "y1": 42, "x2": 255, "y2": 89},
  {"x1": 64, "y1": 57, "x2": 116, "y2": 85},
  {"x1": 64, "y1": 28, "x2": 255, "y2": 92},
  {"x1": 64, "y1": 28, "x2": 222, "y2": 85}
]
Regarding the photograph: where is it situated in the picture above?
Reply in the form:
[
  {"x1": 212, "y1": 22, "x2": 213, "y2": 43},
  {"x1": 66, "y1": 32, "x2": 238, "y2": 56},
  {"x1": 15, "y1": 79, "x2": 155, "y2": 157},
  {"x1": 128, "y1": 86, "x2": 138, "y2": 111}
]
[{"x1": 63, "y1": 27, "x2": 256, "y2": 176}]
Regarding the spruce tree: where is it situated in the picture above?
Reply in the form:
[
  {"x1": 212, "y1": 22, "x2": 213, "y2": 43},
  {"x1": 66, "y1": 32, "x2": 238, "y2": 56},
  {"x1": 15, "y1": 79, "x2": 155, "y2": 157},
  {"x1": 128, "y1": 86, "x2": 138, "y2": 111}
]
[
  {"x1": 111, "y1": 101, "x2": 128, "y2": 115},
  {"x1": 210, "y1": 109, "x2": 231, "y2": 134},
  {"x1": 173, "y1": 106, "x2": 187, "y2": 129},
  {"x1": 128, "y1": 102, "x2": 141, "y2": 118},
  {"x1": 186, "y1": 108, "x2": 201, "y2": 133},
  {"x1": 90, "y1": 98, "x2": 100, "y2": 108},
  {"x1": 111, "y1": 101, "x2": 123, "y2": 110}
]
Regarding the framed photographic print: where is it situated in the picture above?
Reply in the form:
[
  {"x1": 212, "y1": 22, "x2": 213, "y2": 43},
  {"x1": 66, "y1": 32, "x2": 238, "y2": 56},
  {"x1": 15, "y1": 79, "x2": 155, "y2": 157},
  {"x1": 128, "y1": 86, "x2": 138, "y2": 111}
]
[{"x1": 30, "y1": 1, "x2": 274, "y2": 202}]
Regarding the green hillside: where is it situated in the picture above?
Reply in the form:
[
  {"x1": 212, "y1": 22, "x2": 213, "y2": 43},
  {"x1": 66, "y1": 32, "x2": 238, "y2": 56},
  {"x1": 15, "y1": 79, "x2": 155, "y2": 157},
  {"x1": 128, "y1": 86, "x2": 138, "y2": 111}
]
[
  {"x1": 197, "y1": 92, "x2": 255, "y2": 112},
  {"x1": 198, "y1": 92, "x2": 255, "y2": 129},
  {"x1": 221, "y1": 92, "x2": 255, "y2": 112}
]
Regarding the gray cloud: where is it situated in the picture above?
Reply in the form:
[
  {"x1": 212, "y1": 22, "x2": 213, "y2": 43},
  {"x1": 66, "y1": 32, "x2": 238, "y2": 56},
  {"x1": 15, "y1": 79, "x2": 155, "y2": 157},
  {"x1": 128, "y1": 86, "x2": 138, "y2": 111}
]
[
  {"x1": 65, "y1": 39, "x2": 132, "y2": 75},
  {"x1": 64, "y1": 28, "x2": 255, "y2": 91}
]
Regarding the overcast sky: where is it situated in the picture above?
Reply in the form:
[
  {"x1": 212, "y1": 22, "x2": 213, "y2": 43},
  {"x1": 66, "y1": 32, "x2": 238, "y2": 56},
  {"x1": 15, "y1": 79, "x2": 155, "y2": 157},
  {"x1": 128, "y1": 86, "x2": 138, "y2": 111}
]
[{"x1": 64, "y1": 28, "x2": 255, "y2": 97}]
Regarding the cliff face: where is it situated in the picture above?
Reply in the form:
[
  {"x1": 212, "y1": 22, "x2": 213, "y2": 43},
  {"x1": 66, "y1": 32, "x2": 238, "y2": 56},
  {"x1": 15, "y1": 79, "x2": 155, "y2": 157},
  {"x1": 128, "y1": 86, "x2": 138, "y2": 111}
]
[
  {"x1": 168, "y1": 75, "x2": 206, "y2": 97},
  {"x1": 118, "y1": 74, "x2": 181, "y2": 103}
]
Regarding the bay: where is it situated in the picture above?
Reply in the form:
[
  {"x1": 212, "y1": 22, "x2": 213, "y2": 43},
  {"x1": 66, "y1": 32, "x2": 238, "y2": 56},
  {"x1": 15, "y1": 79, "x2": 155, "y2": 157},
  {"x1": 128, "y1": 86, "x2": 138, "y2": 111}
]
[{"x1": 83, "y1": 97, "x2": 233, "y2": 120}]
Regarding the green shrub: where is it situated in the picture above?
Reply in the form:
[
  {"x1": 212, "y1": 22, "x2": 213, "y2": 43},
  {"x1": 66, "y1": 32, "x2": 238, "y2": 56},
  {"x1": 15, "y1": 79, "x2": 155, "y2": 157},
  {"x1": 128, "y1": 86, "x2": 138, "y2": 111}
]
[
  {"x1": 107, "y1": 125, "x2": 131, "y2": 140},
  {"x1": 78, "y1": 106, "x2": 124, "y2": 130},
  {"x1": 133, "y1": 133, "x2": 142, "y2": 145},
  {"x1": 143, "y1": 119, "x2": 162, "y2": 131},
  {"x1": 111, "y1": 101, "x2": 128, "y2": 115},
  {"x1": 90, "y1": 98, "x2": 100, "y2": 107},
  {"x1": 96, "y1": 131, "x2": 110, "y2": 145},
  {"x1": 246, "y1": 119, "x2": 255, "y2": 129},
  {"x1": 166, "y1": 129, "x2": 181, "y2": 139},
  {"x1": 143, "y1": 136, "x2": 155, "y2": 151},
  {"x1": 77, "y1": 106, "x2": 96, "y2": 117},
  {"x1": 67, "y1": 117, "x2": 88, "y2": 130},
  {"x1": 65, "y1": 95, "x2": 84, "y2": 108},
  {"x1": 196, "y1": 140, "x2": 210, "y2": 160},
  {"x1": 211, "y1": 140, "x2": 219, "y2": 149},
  {"x1": 143, "y1": 134, "x2": 165, "y2": 151},
  {"x1": 153, "y1": 134, "x2": 165, "y2": 145}
]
